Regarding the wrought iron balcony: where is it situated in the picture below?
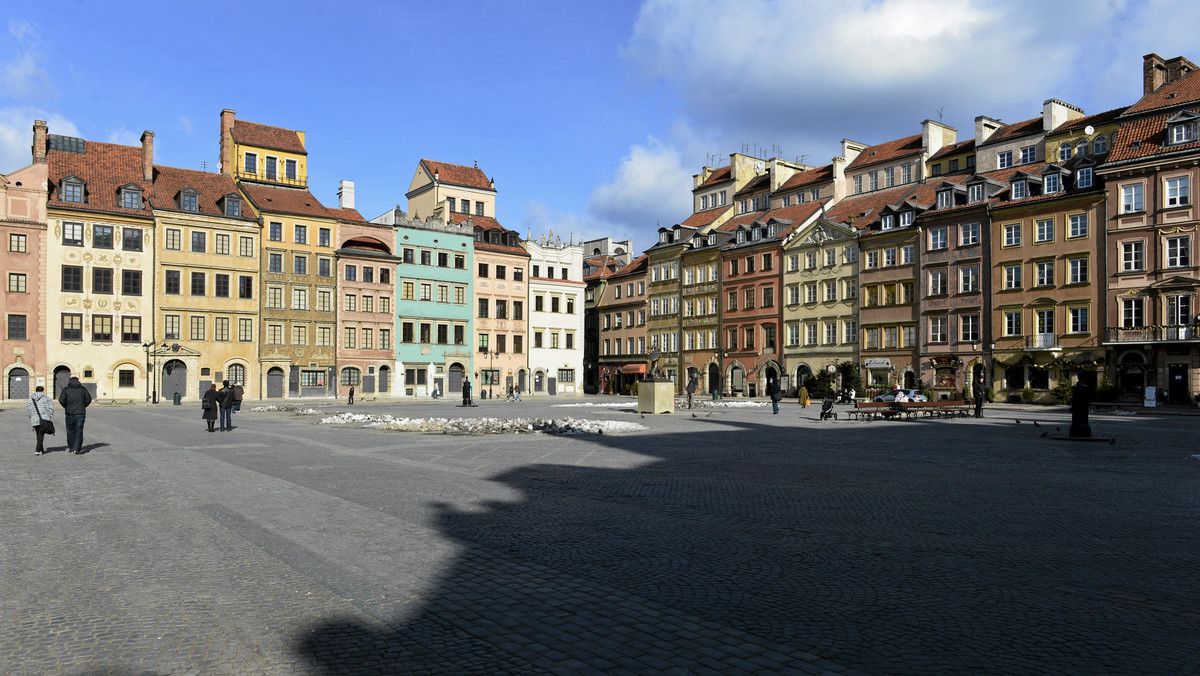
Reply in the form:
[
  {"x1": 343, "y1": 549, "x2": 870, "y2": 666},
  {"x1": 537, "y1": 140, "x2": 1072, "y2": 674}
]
[
  {"x1": 1105, "y1": 326, "x2": 1198, "y2": 343},
  {"x1": 1029, "y1": 333, "x2": 1058, "y2": 349}
]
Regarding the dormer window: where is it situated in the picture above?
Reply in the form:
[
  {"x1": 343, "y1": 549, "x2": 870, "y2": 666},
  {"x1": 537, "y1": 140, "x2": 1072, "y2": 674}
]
[
  {"x1": 61, "y1": 178, "x2": 85, "y2": 203},
  {"x1": 180, "y1": 188, "x2": 199, "y2": 212},
  {"x1": 968, "y1": 184, "x2": 984, "y2": 203},
  {"x1": 937, "y1": 190, "x2": 952, "y2": 208},
  {"x1": 767, "y1": 224, "x2": 777, "y2": 237},
  {"x1": 119, "y1": 185, "x2": 143, "y2": 209},
  {"x1": 899, "y1": 211, "x2": 913, "y2": 227},
  {"x1": 1011, "y1": 180, "x2": 1027, "y2": 200},
  {"x1": 708, "y1": 234, "x2": 715, "y2": 246},
  {"x1": 474, "y1": 230, "x2": 483, "y2": 242},
  {"x1": 1171, "y1": 122, "x2": 1195, "y2": 144},
  {"x1": 1076, "y1": 167, "x2": 1093, "y2": 189},
  {"x1": 659, "y1": 231, "x2": 669, "y2": 243},
  {"x1": 881, "y1": 215, "x2": 894, "y2": 230},
  {"x1": 224, "y1": 196, "x2": 242, "y2": 217},
  {"x1": 489, "y1": 231, "x2": 499, "y2": 244},
  {"x1": 1044, "y1": 174, "x2": 1060, "y2": 195},
  {"x1": 244, "y1": 152, "x2": 257, "y2": 175},
  {"x1": 752, "y1": 228, "x2": 762, "y2": 241},
  {"x1": 736, "y1": 230, "x2": 745, "y2": 243}
]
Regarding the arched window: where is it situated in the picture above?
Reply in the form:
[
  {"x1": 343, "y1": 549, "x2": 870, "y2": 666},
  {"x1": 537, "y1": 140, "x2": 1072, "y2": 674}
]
[
  {"x1": 1058, "y1": 143, "x2": 1071, "y2": 162},
  {"x1": 1093, "y1": 135, "x2": 1108, "y2": 154},
  {"x1": 1076, "y1": 140, "x2": 1089, "y2": 157},
  {"x1": 227, "y1": 363, "x2": 246, "y2": 385},
  {"x1": 340, "y1": 367, "x2": 361, "y2": 386}
]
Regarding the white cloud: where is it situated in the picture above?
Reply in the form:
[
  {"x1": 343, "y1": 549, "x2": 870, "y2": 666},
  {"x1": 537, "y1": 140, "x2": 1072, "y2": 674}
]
[
  {"x1": 0, "y1": 108, "x2": 77, "y2": 171},
  {"x1": 2, "y1": 19, "x2": 50, "y2": 100},
  {"x1": 105, "y1": 127, "x2": 141, "y2": 147}
]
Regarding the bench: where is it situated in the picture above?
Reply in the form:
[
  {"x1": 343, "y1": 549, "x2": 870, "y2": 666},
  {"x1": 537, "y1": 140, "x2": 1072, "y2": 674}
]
[
  {"x1": 847, "y1": 401, "x2": 913, "y2": 420},
  {"x1": 848, "y1": 400, "x2": 974, "y2": 420}
]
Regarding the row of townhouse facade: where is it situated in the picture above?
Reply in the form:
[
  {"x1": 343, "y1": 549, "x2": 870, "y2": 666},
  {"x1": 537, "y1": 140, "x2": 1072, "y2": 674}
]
[
  {"x1": 0, "y1": 111, "x2": 584, "y2": 403},
  {"x1": 586, "y1": 53, "x2": 1200, "y2": 405}
]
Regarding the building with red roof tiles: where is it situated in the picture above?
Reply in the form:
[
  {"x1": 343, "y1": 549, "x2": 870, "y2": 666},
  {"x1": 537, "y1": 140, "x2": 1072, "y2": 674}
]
[
  {"x1": 679, "y1": 224, "x2": 735, "y2": 396},
  {"x1": 42, "y1": 125, "x2": 157, "y2": 401},
  {"x1": 644, "y1": 223, "x2": 699, "y2": 385},
  {"x1": 719, "y1": 202, "x2": 824, "y2": 398},
  {"x1": 406, "y1": 159, "x2": 496, "y2": 225},
  {"x1": 595, "y1": 254, "x2": 649, "y2": 395},
  {"x1": 1, "y1": 121, "x2": 49, "y2": 401},
  {"x1": 221, "y1": 111, "x2": 340, "y2": 400},
  {"x1": 149, "y1": 162, "x2": 261, "y2": 402},
  {"x1": 332, "y1": 182, "x2": 401, "y2": 401},
  {"x1": 973, "y1": 99, "x2": 1089, "y2": 174},
  {"x1": 772, "y1": 163, "x2": 836, "y2": 211},
  {"x1": 926, "y1": 139, "x2": 976, "y2": 178},
  {"x1": 844, "y1": 120, "x2": 957, "y2": 199},
  {"x1": 582, "y1": 238, "x2": 634, "y2": 392},
  {"x1": 1098, "y1": 54, "x2": 1200, "y2": 403},
  {"x1": 466, "y1": 214, "x2": 529, "y2": 398},
  {"x1": 781, "y1": 202, "x2": 860, "y2": 397}
]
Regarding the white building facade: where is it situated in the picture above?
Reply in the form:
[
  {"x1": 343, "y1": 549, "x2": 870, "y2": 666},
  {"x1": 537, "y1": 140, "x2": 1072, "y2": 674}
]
[{"x1": 525, "y1": 233, "x2": 585, "y2": 396}]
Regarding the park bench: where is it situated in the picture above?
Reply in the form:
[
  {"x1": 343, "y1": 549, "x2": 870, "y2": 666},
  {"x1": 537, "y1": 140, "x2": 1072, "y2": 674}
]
[
  {"x1": 848, "y1": 400, "x2": 974, "y2": 420},
  {"x1": 847, "y1": 401, "x2": 912, "y2": 420}
]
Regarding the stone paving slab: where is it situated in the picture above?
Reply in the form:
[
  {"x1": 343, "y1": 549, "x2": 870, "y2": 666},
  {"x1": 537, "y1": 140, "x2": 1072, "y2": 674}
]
[{"x1": 0, "y1": 397, "x2": 1197, "y2": 674}]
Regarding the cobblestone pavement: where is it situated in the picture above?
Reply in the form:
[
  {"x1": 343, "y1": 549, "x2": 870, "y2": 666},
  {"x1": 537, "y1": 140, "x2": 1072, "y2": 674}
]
[{"x1": 1, "y1": 397, "x2": 1197, "y2": 675}]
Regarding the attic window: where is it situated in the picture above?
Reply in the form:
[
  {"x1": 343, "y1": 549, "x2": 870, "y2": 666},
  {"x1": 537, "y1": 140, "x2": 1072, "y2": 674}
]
[
  {"x1": 1044, "y1": 174, "x2": 1060, "y2": 194},
  {"x1": 1011, "y1": 180, "x2": 1027, "y2": 200},
  {"x1": 881, "y1": 215, "x2": 894, "y2": 230},
  {"x1": 474, "y1": 230, "x2": 482, "y2": 242},
  {"x1": 707, "y1": 234, "x2": 715, "y2": 246},
  {"x1": 60, "y1": 177, "x2": 84, "y2": 203},
  {"x1": 659, "y1": 232, "x2": 669, "y2": 243},
  {"x1": 225, "y1": 196, "x2": 242, "y2": 217},
  {"x1": 736, "y1": 230, "x2": 745, "y2": 243},
  {"x1": 752, "y1": 228, "x2": 762, "y2": 241},
  {"x1": 181, "y1": 189, "x2": 199, "y2": 212},
  {"x1": 968, "y1": 184, "x2": 984, "y2": 203},
  {"x1": 937, "y1": 190, "x2": 952, "y2": 208},
  {"x1": 767, "y1": 224, "x2": 777, "y2": 237},
  {"x1": 120, "y1": 185, "x2": 143, "y2": 209},
  {"x1": 1170, "y1": 123, "x2": 1195, "y2": 144}
]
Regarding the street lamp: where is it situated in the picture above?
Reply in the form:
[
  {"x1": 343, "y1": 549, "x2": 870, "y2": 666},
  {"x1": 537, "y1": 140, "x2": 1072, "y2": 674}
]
[
  {"x1": 487, "y1": 349, "x2": 498, "y2": 399},
  {"x1": 141, "y1": 341, "x2": 153, "y2": 402}
]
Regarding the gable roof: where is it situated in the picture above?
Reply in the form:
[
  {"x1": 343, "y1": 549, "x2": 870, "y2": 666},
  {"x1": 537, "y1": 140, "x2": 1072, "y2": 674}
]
[
  {"x1": 229, "y1": 120, "x2": 306, "y2": 155},
  {"x1": 328, "y1": 206, "x2": 367, "y2": 223},
  {"x1": 696, "y1": 166, "x2": 732, "y2": 189},
  {"x1": 1105, "y1": 106, "x2": 1200, "y2": 165},
  {"x1": 776, "y1": 163, "x2": 833, "y2": 192},
  {"x1": 979, "y1": 116, "x2": 1043, "y2": 146},
  {"x1": 824, "y1": 183, "x2": 919, "y2": 229},
  {"x1": 928, "y1": 139, "x2": 975, "y2": 162},
  {"x1": 733, "y1": 173, "x2": 770, "y2": 196},
  {"x1": 611, "y1": 254, "x2": 648, "y2": 278},
  {"x1": 583, "y1": 255, "x2": 625, "y2": 281},
  {"x1": 46, "y1": 138, "x2": 153, "y2": 219},
  {"x1": 240, "y1": 182, "x2": 334, "y2": 220},
  {"x1": 846, "y1": 133, "x2": 922, "y2": 170},
  {"x1": 420, "y1": 159, "x2": 493, "y2": 192},
  {"x1": 680, "y1": 206, "x2": 728, "y2": 228},
  {"x1": 1047, "y1": 106, "x2": 1128, "y2": 136},
  {"x1": 1125, "y1": 70, "x2": 1200, "y2": 115},
  {"x1": 149, "y1": 165, "x2": 256, "y2": 220},
  {"x1": 449, "y1": 212, "x2": 529, "y2": 256}
]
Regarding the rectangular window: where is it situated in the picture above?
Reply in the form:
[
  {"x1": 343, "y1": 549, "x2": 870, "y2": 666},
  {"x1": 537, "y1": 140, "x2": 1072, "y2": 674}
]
[
  {"x1": 345, "y1": 294, "x2": 357, "y2": 312},
  {"x1": 215, "y1": 317, "x2": 230, "y2": 342},
  {"x1": 968, "y1": 184, "x2": 983, "y2": 203},
  {"x1": 9, "y1": 233, "x2": 27, "y2": 252},
  {"x1": 294, "y1": 255, "x2": 307, "y2": 275},
  {"x1": 929, "y1": 227, "x2": 947, "y2": 250},
  {"x1": 215, "y1": 233, "x2": 230, "y2": 255},
  {"x1": 420, "y1": 250, "x2": 431, "y2": 266},
  {"x1": 62, "y1": 265, "x2": 83, "y2": 292},
  {"x1": 1005, "y1": 264, "x2": 1022, "y2": 290},
  {"x1": 239, "y1": 275, "x2": 253, "y2": 299},
  {"x1": 1011, "y1": 181, "x2": 1026, "y2": 200},
  {"x1": 292, "y1": 325, "x2": 307, "y2": 345},
  {"x1": 266, "y1": 324, "x2": 283, "y2": 345},
  {"x1": 1070, "y1": 307, "x2": 1089, "y2": 333},
  {"x1": 1122, "y1": 298, "x2": 1144, "y2": 328},
  {"x1": 1069, "y1": 258, "x2": 1088, "y2": 284},
  {"x1": 930, "y1": 316, "x2": 947, "y2": 343},
  {"x1": 1043, "y1": 174, "x2": 1060, "y2": 194},
  {"x1": 929, "y1": 270, "x2": 947, "y2": 295},
  {"x1": 164, "y1": 314, "x2": 181, "y2": 340},
  {"x1": 63, "y1": 222, "x2": 83, "y2": 246},
  {"x1": 214, "y1": 274, "x2": 230, "y2": 298},
  {"x1": 191, "y1": 231, "x2": 206, "y2": 253},
  {"x1": 292, "y1": 288, "x2": 308, "y2": 310},
  {"x1": 1005, "y1": 311, "x2": 1022, "y2": 336},
  {"x1": 478, "y1": 263, "x2": 489, "y2": 277},
  {"x1": 1036, "y1": 218, "x2": 1053, "y2": 242},
  {"x1": 960, "y1": 266, "x2": 979, "y2": 293},
  {"x1": 1166, "y1": 176, "x2": 1190, "y2": 207},
  {"x1": 61, "y1": 313, "x2": 83, "y2": 341},
  {"x1": 165, "y1": 228, "x2": 182, "y2": 250},
  {"x1": 239, "y1": 318, "x2": 253, "y2": 342},
  {"x1": 318, "y1": 227, "x2": 330, "y2": 247},
  {"x1": 961, "y1": 314, "x2": 980, "y2": 342},
  {"x1": 7, "y1": 314, "x2": 26, "y2": 340},
  {"x1": 92, "y1": 314, "x2": 112, "y2": 342},
  {"x1": 1069, "y1": 214, "x2": 1088, "y2": 238},
  {"x1": 344, "y1": 327, "x2": 356, "y2": 349},
  {"x1": 270, "y1": 222, "x2": 282, "y2": 241},
  {"x1": 1004, "y1": 224, "x2": 1021, "y2": 247},
  {"x1": 1122, "y1": 241, "x2": 1144, "y2": 272},
  {"x1": 901, "y1": 244, "x2": 914, "y2": 264},
  {"x1": 380, "y1": 329, "x2": 391, "y2": 350},
  {"x1": 267, "y1": 287, "x2": 283, "y2": 309},
  {"x1": 287, "y1": 160, "x2": 298, "y2": 181},
  {"x1": 190, "y1": 315, "x2": 206, "y2": 341},
  {"x1": 93, "y1": 224, "x2": 114, "y2": 248},
  {"x1": 294, "y1": 225, "x2": 307, "y2": 244},
  {"x1": 190, "y1": 272, "x2": 205, "y2": 296},
  {"x1": 268, "y1": 253, "x2": 283, "y2": 273},
  {"x1": 1036, "y1": 261, "x2": 1054, "y2": 287},
  {"x1": 239, "y1": 236, "x2": 254, "y2": 257},
  {"x1": 164, "y1": 270, "x2": 180, "y2": 295},
  {"x1": 1077, "y1": 167, "x2": 1093, "y2": 189},
  {"x1": 1167, "y1": 236, "x2": 1190, "y2": 268},
  {"x1": 961, "y1": 222, "x2": 979, "y2": 246},
  {"x1": 92, "y1": 267, "x2": 113, "y2": 294},
  {"x1": 244, "y1": 152, "x2": 257, "y2": 175},
  {"x1": 1122, "y1": 184, "x2": 1144, "y2": 213},
  {"x1": 998, "y1": 151, "x2": 1013, "y2": 169},
  {"x1": 1020, "y1": 146, "x2": 1036, "y2": 164},
  {"x1": 8, "y1": 272, "x2": 27, "y2": 293}
]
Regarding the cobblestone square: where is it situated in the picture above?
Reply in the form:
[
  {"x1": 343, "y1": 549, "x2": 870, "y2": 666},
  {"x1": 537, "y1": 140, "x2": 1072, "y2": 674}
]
[{"x1": 2, "y1": 398, "x2": 1197, "y2": 675}]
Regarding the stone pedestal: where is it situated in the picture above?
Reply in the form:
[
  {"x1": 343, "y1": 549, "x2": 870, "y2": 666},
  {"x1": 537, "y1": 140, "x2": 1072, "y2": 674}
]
[{"x1": 638, "y1": 380, "x2": 675, "y2": 414}]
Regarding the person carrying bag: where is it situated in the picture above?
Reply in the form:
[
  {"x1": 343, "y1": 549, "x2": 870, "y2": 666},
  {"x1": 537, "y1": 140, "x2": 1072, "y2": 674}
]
[{"x1": 26, "y1": 385, "x2": 55, "y2": 456}]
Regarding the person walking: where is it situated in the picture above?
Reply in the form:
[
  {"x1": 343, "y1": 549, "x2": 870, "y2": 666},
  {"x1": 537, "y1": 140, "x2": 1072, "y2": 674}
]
[
  {"x1": 27, "y1": 385, "x2": 55, "y2": 455},
  {"x1": 201, "y1": 383, "x2": 219, "y2": 432},
  {"x1": 348, "y1": 386, "x2": 355, "y2": 405},
  {"x1": 512, "y1": 386, "x2": 521, "y2": 402},
  {"x1": 58, "y1": 376, "x2": 92, "y2": 454},
  {"x1": 798, "y1": 383, "x2": 810, "y2": 409},
  {"x1": 685, "y1": 374, "x2": 698, "y2": 409},
  {"x1": 974, "y1": 378, "x2": 986, "y2": 418},
  {"x1": 767, "y1": 378, "x2": 782, "y2": 414},
  {"x1": 232, "y1": 381, "x2": 244, "y2": 413},
  {"x1": 217, "y1": 379, "x2": 235, "y2": 431}
]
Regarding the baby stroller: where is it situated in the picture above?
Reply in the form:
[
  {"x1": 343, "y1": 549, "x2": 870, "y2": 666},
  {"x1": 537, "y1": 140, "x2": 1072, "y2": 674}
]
[{"x1": 819, "y1": 394, "x2": 837, "y2": 421}]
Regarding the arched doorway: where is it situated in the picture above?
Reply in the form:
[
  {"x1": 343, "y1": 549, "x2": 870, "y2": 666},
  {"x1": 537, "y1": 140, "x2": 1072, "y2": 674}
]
[
  {"x1": 267, "y1": 367, "x2": 285, "y2": 399},
  {"x1": 518, "y1": 369, "x2": 527, "y2": 392},
  {"x1": 707, "y1": 363, "x2": 720, "y2": 394},
  {"x1": 378, "y1": 365, "x2": 390, "y2": 393},
  {"x1": 54, "y1": 366, "x2": 71, "y2": 398},
  {"x1": 8, "y1": 367, "x2": 29, "y2": 399},
  {"x1": 227, "y1": 363, "x2": 246, "y2": 387},
  {"x1": 534, "y1": 370, "x2": 544, "y2": 393},
  {"x1": 448, "y1": 363, "x2": 464, "y2": 393},
  {"x1": 161, "y1": 359, "x2": 187, "y2": 402},
  {"x1": 730, "y1": 364, "x2": 745, "y2": 396}
]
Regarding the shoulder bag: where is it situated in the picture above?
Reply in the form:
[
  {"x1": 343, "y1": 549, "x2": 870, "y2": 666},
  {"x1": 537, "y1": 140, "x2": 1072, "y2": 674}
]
[{"x1": 32, "y1": 397, "x2": 55, "y2": 435}]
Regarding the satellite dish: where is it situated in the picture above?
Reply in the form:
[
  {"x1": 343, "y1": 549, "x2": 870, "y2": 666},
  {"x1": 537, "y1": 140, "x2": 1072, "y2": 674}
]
[
  {"x1": 756, "y1": 161, "x2": 764, "y2": 173},
  {"x1": 1084, "y1": 125, "x2": 1095, "y2": 136}
]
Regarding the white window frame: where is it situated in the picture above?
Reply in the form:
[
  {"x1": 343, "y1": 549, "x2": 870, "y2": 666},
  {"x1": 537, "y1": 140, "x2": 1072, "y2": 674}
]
[
  {"x1": 1122, "y1": 183, "x2": 1144, "y2": 213},
  {"x1": 1166, "y1": 176, "x2": 1190, "y2": 207},
  {"x1": 1122, "y1": 241, "x2": 1144, "y2": 272}
]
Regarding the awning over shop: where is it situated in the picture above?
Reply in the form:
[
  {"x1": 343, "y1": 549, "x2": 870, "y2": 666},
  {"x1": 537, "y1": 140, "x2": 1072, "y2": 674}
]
[{"x1": 621, "y1": 363, "x2": 647, "y2": 375}]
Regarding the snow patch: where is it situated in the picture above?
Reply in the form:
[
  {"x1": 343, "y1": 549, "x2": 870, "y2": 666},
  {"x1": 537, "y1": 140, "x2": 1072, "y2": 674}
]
[{"x1": 317, "y1": 412, "x2": 645, "y2": 435}]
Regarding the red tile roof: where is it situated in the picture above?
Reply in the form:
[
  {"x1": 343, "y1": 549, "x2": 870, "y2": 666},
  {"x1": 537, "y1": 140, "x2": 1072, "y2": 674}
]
[
  {"x1": 448, "y1": 212, "x2": 529, "y2": 256},
  {"x1": 824, "y1": 183, "x2": 919, "y2": 229},
  {"x1": 696, "y1": 166, "x2": 732, "y2": 189},
  {"x1": 612, "y1": 254, "x2": 648, "y2": 277},
  {"x1": 928, "y1": 139, "x2": 975, "y2": 162},
  {"x1": 150, "y1": 165, "x2": 257, "y2": 220},
  {"x1": 584, "y1": 255, "x2": 625, "y2": 281},
  {"x1": 328, "y1": 206, "x2": 367, "y2": 223},
  {"x1": 980, "y1": 116, "x2": 1043, "y2": 145},
  {"x1": 1047, "y1": 106, "x2": 1128, "y2": 135},
  {"x1": 421, "y1": 159, "x2": 493, "y2": 191},
  {"x1": 846, "y1": 133, "x2": 922, "y2": 170},
  {"x1": 240, "y1": 182, "x2": 335, "y2": 220},
  {"x1": 733, "y1": 173, "x2": 770, "y2": 196},
  {"x1": 680, "y1": 207, "x2": 727, "y2": 228},
  {"x1": 1125, "y1": 71, "x2": 1200, "y2": 115},
  {"x1": 777, "y1": 164, "x2": 833, "y2": 191},
  {"x1": 1104, "y1": 107, "x2": 1200, "y2": 164},
  {"x1": 716, "y1": 209, "x2": 769, "y2": 232},
  {"x1": 47, "y1": 138, "x2": 153, "y2": 219},
  {"x1": 230, "y1": 120, "x2": 307, "y2": 155}
]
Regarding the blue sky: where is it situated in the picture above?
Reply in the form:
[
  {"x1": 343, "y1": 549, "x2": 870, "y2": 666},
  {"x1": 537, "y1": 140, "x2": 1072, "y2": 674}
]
[{"x1": 5, "y1": 0, "x2": 1200, "y2": 252}]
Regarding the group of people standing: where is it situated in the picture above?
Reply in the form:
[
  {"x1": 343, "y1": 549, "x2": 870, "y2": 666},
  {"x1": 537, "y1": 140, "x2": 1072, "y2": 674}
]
[
  {"x1": 25, "y1": 376, "x2": 92, "y2": 455},
  {"x1": 201, "y1": 380, "x2": 243, "y2": 432}
]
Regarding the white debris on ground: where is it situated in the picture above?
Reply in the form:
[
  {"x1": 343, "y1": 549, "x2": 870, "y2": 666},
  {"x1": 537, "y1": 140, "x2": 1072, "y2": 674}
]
[
  {"x1": 318, "y1": 412, "x2": 646, "y2": 435},
  {"x1": 1113, "y1": 410, "x2": 1138, "y2": 416},
  {"x1": 551, "y1": 402, "x2": 632, "y2": 408},
  {"x1": 250, "y1": 405, "x2": 325, "y2": 415},
  {"x1": 682, "y1": 400, "x2": 768, "y2": 409}
]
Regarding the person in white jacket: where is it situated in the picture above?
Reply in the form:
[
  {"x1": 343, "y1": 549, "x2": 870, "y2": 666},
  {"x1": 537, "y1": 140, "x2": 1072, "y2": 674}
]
[{"x1": 26, "y1": 385, "x2": 55, "y2": 455}]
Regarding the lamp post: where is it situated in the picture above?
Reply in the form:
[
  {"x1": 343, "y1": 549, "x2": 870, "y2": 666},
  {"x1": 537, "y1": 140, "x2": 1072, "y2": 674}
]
[
  {"x1": 487, "y1": 349, "x2": 498, "y2": 399},
  {"x1": 141, "y1": 341, "x2": 153, "y2": 402}
]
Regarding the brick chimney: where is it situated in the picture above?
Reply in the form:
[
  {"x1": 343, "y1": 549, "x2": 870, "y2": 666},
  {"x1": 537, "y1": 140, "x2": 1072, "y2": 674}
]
[
  {"x1": 32, "y1": 120, "x2": 47, "y2": 164},
  {"x1": 338, "y1": 180, "x2": 355, "y2": 209},
  {"x1": 1144, "y1": 53, "x2": 1168, "y2": 94},
  {"x1": 219, "y1": 109, "x2": 236, "y2": 175},
  {"x1": 1165, "y1": 55, "x2": 1198, "y2": 85},
  {"x1": 140, "y1": 131, "x2": 154, "y2": 182}
]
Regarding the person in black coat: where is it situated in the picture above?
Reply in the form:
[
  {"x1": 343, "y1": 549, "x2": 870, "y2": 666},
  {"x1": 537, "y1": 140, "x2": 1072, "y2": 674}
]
[
  {"x1": 201, "y1": 384, "x2": 219, "y2": 432},
  {"x1": 767, "y1": 379, "x2": 782, "y2": 414},
  {"x1": 216, "y1": 380, "x2": 235, "y2": 431},
  {"x1": 974, "y1": 378, "x2": 986, "y2": 418},
  {"x1": 58, "y1": 376, "x2": 92, "y2": 454}
]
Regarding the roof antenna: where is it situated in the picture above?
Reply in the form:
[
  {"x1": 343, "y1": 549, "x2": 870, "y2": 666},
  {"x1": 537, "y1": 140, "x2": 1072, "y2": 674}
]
[{"x1": 937, "y1": 106, "x2": 945, "y2": 122}]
